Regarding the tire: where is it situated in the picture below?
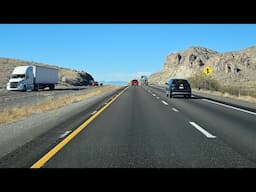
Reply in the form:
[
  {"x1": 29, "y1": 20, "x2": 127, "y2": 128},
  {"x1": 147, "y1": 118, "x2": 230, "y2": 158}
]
[
  {"x1": 49, "y1": 84, "x2": 55, "y2": 90},
  {"x1": 23, "y1": 85, "x2": 27, "y2": 92},
  {"x1": 34, "y1": 84, "x2": 39, "y2": 91}
]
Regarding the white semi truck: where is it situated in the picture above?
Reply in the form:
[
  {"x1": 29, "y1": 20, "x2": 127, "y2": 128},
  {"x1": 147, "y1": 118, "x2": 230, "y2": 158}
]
[
  {"x1": 140, "y1": 75, "x2": 148, "y2": 85},
  {"x1": 7, "y1": 66, "x2": 58, "y2": 91}
]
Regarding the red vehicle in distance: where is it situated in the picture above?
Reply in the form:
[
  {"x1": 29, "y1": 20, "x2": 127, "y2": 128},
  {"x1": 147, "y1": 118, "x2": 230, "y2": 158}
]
[
  {"x1": 131, "y1": 79, "x2": 139, "y2": 86},
  {"x1": 92, "y1": 81, "x2": 99, "y2": 86}
]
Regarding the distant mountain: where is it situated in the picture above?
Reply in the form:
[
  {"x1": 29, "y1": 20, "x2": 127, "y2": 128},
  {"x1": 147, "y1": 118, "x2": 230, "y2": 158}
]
[
  {"x1": 0, "y1": 57, "x2": 94, "y2": 88},
  {"x1": 99, "y1": 81, "x2": 128, "y2": 86},
  {"x1": 149, "y1": 46, "x2": 256, "y2": 86}
]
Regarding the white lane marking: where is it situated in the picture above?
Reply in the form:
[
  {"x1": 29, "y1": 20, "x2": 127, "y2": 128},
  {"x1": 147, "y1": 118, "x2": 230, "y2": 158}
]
[
  {"x1": 161, "y1": 100, "x2": 169, "y2": 105},
  {"x1": 90, "y1": 110, "x2": 97, "y2": 115},
  {"x1": 172, "y1": 107, "x2": 179, "y2": 112},
  {"x1": 202, "y1": 99, "x2": 256, "y2": 116},
  {"x1": 156, "y1": 97, "x2": 160, "y2": 99},
  {"x1": 59, "y1": 131, "x2": 72, "y2": 139},
  {"x1": 152, "y1": 94, "x2": 156, "y2": 97},
  {"x1": 191, "y1": 95, "x2": 196, "y2": 98},
  {"x1": 189, "y1": 122, "x2": 216, "y2": 139}
]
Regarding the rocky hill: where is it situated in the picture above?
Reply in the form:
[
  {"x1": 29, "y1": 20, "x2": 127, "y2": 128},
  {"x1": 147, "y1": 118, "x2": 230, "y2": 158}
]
[
  {"x1": 149, "y1": 46, "x2": 256, "y2": 89},
  {"x1": 0, "y1": 58, "x2": 94, "y2": 88}
]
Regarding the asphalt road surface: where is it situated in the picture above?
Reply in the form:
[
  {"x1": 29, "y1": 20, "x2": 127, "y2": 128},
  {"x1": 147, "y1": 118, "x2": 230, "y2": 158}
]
[{"x1": 29, "y1": 85, "x2": 256, "y2": 168}]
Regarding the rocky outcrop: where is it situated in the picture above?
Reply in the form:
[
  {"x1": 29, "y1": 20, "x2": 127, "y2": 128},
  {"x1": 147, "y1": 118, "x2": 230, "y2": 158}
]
[
  {"x1": 0, "y1": 58, "x2": 94, "y2": 88},
  {"x1": 149, "y1": 46, "x2": 256, "y2": 87}
]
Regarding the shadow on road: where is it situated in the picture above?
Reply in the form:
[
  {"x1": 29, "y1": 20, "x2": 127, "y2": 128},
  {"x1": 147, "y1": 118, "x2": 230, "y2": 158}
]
[{"x1": 166, "y1": 95, "x2": 203, "y2": 100}]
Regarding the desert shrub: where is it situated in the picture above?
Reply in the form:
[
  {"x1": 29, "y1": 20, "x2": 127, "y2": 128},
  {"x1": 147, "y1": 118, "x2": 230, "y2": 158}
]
[{"x1": 188, "y1": 72, "x2": 220, "y2": 91}]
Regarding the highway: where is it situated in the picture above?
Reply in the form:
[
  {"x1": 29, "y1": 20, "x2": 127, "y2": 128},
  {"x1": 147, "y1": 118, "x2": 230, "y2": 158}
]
[
  {"x1": 1, "y1": 85, "x2": 256, "y2": 167},
  {"x1": 29, "y1": 85, "x2": 256, "y2": 168}
]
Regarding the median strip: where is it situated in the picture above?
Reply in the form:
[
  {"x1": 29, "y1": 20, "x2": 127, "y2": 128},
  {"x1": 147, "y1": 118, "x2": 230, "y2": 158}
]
[
  {"x1": 30, "y1": 86, "x2": 128, "y2": 168},
  {"x1": 0, "y1": 86, "x2": 118, "y2": 124},
  {"x1": 189, "y1": 122, "x2": 216, "y2": 139}
]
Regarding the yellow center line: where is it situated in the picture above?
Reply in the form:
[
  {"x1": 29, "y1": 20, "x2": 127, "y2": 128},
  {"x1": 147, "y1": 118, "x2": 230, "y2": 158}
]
[{"x1": 31, "y1": 86, "x2": 129, "y2": 168}]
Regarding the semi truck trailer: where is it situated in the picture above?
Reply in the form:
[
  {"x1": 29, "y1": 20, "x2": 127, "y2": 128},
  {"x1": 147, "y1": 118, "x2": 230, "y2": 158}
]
[{"x1": 7, "y1": 66, "x2": 58, "y2": 91}]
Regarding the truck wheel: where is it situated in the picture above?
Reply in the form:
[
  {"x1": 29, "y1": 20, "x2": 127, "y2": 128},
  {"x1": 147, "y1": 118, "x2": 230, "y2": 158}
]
[
  {"x1": 34, "y1": 84, "x2": 39, "y2": 91},
  {"x1": 49, "y1": 84, "x2": 55, "y2": 90}
]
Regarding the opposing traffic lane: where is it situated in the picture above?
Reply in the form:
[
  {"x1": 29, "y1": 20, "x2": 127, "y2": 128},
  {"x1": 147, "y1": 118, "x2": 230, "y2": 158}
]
[{"x1": 38, "y1": 86, "x2": 255, "y2": 168}]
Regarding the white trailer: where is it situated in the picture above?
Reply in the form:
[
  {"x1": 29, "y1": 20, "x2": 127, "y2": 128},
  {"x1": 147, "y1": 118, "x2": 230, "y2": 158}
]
[
  {"x1": 7, "y1": 66, "x2": 58, "y2": 91},
  {"x1": 140, "y1": 75, "x2": 148, "y2": 85}
]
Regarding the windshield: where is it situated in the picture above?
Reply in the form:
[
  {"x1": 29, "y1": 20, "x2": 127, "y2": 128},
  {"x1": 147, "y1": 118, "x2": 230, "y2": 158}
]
[
  {"x1": 11, "y1": 74, "x2": 25, "y2": 79},
  {"x1": 1, "y1": 24, "x2": 256, "y2": 169}
]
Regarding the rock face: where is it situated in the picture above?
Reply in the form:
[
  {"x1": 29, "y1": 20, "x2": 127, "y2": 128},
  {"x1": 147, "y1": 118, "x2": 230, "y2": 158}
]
[
  {"x1": 0, "y1": 58, "x2": 94, "y2": 88},
  {"x1": 149, "y1": 46, "x2": 256, "y2": 88}
]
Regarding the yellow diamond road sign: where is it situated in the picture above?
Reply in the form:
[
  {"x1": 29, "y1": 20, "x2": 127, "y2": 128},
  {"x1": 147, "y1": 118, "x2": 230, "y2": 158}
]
[{"x1": 203, "y1": 66, "x2": 213, "y2": 76}]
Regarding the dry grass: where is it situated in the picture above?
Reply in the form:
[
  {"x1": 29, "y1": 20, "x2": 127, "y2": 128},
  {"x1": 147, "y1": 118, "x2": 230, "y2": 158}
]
[
  {"x1": 193, "y1": 89, "x2": 256, "y2": 104},
  {"x1": 0, "y1": 86, "x2": 119, "y2": 124}
]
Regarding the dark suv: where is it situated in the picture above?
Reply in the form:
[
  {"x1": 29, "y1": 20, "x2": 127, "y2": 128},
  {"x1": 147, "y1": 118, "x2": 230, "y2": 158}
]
[{"x1": 165, "y1": 78, "x2": 191, "y2": 98}]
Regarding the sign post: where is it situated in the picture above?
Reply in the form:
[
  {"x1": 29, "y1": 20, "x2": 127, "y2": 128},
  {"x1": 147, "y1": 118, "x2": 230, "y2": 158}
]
[{"x1": 202, "y1": 66, "x2": 213, "y2": 90}]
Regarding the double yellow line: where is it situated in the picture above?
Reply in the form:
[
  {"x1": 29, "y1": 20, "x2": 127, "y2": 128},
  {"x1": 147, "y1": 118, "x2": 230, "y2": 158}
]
[{"x1": 31, "y1": 87, "x2": 128, "y2": 168}]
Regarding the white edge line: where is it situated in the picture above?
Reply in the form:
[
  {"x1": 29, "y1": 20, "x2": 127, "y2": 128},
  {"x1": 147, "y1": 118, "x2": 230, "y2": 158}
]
[
  {"x1": 172, "y1": 107, "x2": 179, "y2": 112},
  {"x1": 161, "y1": 100, "x2": 169, "y2": 105},
  {"x1": 202, "y1": 99, "x2": 256, "y2": 116},
  {"x1": 189, "y1": 122, "x2": 216, "y2": 139},
  {"x1": 59, "y1": 131, "x2": 72, "y2": 138}
]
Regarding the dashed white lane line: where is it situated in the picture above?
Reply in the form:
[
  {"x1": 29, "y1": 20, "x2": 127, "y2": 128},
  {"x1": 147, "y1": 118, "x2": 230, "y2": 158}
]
[
  {"x1": 202, "y1": 99, "x2": 256, "y2": 116},
  {"x1": 172, "y1": 107, "x2": 179, "y2": 112},
  {"x1": 59, "y1": 131, "x2": 72, "y2": 139},
  {"x1": 189, "y1": 122, "x2": 216, "y2": 139},
  {"x1": 161, "y1": 100, "x2": 169, "y2": 105},
  {"x1": 156, "y1": 97, "x2": 160, "y2": 99},
  {"x1": 90, "y1": 110, "x2": 97, "y2": 115},
  {"x1": 152, "y1": 94, "x2": 156, "y2": 97}
]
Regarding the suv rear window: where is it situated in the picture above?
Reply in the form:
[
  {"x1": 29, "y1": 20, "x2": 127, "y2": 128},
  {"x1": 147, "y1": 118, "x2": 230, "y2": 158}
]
[{"x1": 173, "y1": 79, "x2": 189, "y2": 86}]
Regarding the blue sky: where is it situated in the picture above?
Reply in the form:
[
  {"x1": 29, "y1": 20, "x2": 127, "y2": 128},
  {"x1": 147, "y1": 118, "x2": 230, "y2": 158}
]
[{"x1": 0, "y1": 24, "x2": 256, "y2": 82}]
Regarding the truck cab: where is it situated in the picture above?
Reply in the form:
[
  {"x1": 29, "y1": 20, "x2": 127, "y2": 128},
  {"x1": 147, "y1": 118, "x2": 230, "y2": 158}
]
[{"x1": 7, "y1": 66, "x2": 34, "y2": 91}]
